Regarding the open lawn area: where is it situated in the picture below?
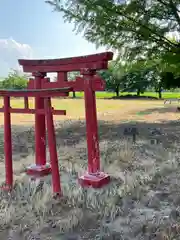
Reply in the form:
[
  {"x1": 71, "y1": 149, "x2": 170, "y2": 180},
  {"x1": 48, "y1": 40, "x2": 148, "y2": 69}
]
[
  {"x1": 69, "y1": 91, "x2": 180, "y2": 99},
  {"x1": 0, "y1": 96, "x2": 179, "y2": 125},
  {"x1": 0, "y1": 98, "x2": 180, "y2": 239}
]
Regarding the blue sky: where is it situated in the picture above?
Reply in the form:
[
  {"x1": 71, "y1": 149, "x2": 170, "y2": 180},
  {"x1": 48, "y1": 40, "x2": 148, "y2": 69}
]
[{"x1": 0, "y1": 0, "x2": 105, "y2": 77}]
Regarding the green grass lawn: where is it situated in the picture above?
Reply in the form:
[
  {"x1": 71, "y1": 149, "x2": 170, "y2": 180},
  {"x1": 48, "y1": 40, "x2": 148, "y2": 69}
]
[
  {"x1": 69, "y1": 91, "x2": 180, "y2": 99},
  {"x1": 140, "y1": 92, "x2": 180, "y2": 99}
]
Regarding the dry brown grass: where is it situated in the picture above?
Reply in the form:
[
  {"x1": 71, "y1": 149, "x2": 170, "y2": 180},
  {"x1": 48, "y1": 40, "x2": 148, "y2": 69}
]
[
  {"x1": 0, "y1": 138, "x2": 179, "y2": 239},
  {"x1": 0, "y1": 99, "x2": 179, "y2": 239},
  {"x1": 0, "y1": 97, "x2": 178, "y2": 125}
]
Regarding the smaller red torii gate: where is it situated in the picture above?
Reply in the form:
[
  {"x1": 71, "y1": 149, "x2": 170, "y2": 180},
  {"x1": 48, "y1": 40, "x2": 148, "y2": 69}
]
[
  {"x1": 1, "y1": 51, "x2": 113, "y2": 193},
  {"x1": 0, "y1": 88, "x2": 70, "y2": 193}
]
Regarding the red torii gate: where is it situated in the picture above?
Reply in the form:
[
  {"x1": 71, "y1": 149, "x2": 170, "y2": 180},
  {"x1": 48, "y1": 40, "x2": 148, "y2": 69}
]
[
  {"x1": 0, "y1": 88, "x2": 70, "y2": 193},
  {"x1": 18, "y1": 52, "x2": 113, "y2": 190}
]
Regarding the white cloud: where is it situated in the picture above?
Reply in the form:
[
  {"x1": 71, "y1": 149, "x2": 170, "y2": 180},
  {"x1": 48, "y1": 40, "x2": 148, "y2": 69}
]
[{"x1": 0, "y1": 38, "x2": 33, "y2": 77}]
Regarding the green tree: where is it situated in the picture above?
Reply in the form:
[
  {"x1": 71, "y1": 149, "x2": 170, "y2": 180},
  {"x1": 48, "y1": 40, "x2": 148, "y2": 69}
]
[
  {"x1": 100, "y1": 61, "x2": 155, "y2": 97},
  {"x1": 127, "y1": 52, "x2": 180, "y2": 97},
  {"x1": 129, "y1": 60, "x2": 165, "y2": 98},
  {"x1": 121, "y1": 68, "x2": 152, "y2": 96},
  {"x1": 100, "y1": 61, "x2": 128, "y2": 96},
  {"x1": 2, "y1": 70, "x2": 28, "y2": 89},
  {"x1": 0, "y1": 81, "x2": 3, "y2": 89},
  {"x1": 46, "y1": 0, "x2": 180, "y2": 73}
]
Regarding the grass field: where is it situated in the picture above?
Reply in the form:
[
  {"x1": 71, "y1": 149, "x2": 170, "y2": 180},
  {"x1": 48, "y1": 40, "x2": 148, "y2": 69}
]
[
  {"x1": 0, "y1": 96, "x2": 178, "y2": 125},
  {"x1": 69, "y1": 91, "x2": 180, "y2": 99},
  {"x1": 0, "y1": 97, "x2": 180, "y2": 239}
]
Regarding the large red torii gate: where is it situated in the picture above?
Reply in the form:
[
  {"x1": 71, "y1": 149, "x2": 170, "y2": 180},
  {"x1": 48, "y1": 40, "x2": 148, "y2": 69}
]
[{"x1": 18, "y1": 52, "x2": 113, "y2": 190}]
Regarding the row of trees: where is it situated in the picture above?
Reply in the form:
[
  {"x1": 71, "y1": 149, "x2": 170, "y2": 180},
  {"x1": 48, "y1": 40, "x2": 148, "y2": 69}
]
[
  {"x1": 99, "y1": 60, "x2": 180, "y2": 98},
  {"x1": 46, "y1": 0, "x2": 180, "y2": 98},
  {"x1": 1, "y1": 64, "x2": 179, "y2": 99}
]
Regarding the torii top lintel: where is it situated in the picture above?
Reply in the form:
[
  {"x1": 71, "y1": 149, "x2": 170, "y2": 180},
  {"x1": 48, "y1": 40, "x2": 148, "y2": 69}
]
[{"x1": 18, "y1": 52, "x2": 113, "y2": 73}]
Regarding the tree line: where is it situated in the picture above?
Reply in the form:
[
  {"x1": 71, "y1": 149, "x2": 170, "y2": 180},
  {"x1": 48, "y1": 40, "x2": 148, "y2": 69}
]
[
  {"x1": 99, "y1": 60, "x2": 180, "y2": 98},
  {"x1": 1, "y1": 64, "x2": 179, "y2": 99},
  {"x1": 46, "y1": 0, "x2": 180, "y2": 98}
]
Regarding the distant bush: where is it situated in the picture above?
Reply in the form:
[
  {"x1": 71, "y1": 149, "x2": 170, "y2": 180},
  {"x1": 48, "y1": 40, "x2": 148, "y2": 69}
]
[{"x1": 1, "y1": 70, "x2": 28, "y2": 89}]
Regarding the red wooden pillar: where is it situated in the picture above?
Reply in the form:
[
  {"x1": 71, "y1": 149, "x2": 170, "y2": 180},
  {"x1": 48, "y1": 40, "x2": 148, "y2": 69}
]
[
  {"x1": 24, "y1": 96, "x2": 29, "y2": 109},
  {"x1": 45, "y1": 98, "x2": 61, "y2": 195},
  {"x1": 3, "y1": 96, "x2": 13, "y2": 190},
  {"x1": 26, "y1": 72, "x2": 51, "y2": 176},
  {"x1": 34, "y1": 72, "x2": 46, "y2": 166},
  {"x1": 78, "y1": 69, "x2": 110, "y2": 188}
]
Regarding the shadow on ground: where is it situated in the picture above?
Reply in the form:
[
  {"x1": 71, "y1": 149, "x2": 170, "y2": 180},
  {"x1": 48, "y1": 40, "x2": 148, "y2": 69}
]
[
  {"x1": 1, "y1": 119, "x2": 180, "y2": 239},
  {"x1": 111, "y1": 94, "x2": 159, "y2": 100},
  {"x1": 0, "y1": 118, "x2": 179, "y2": 160},
  {"x1": 137, "y1": 106, "x2": 179, "y2": 115}
]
